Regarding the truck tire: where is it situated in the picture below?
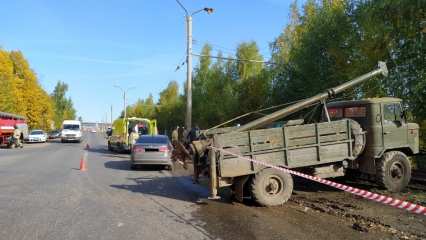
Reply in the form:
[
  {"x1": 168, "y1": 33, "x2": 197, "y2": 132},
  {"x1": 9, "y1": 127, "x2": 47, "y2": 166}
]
[
  {"x1": 251, "y1": 167, "x2": 293, "y2": 206},
  {"x1": 376, "y1": 151, "x2": 411, "y2": 192}
]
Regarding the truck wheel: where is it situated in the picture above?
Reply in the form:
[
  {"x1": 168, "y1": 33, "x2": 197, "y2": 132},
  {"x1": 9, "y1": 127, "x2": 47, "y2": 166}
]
[
  {"x1": 376, "y1": 151, "x2": 411, "y2": 192},
  {"x1": 251, "y1": 168, "x2": 293, "y2": 206}
]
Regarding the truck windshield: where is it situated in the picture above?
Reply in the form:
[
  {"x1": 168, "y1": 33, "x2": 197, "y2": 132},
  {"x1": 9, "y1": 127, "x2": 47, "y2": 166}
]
[{"x1": 63, "y1": 124, "x2": 80, "y2": 130}]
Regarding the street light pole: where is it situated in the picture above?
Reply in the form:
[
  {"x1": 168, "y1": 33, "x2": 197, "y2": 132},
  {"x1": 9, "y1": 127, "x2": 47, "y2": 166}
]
[
  {"x1": 123, "y1": 91, "x2": 127, "y2": 120},
  {"x1": 186, "y1": 14, "x2": 193, "y2": 130},
  {"x1": 114, "y1": 85, "x2": 134, "y2": 140},
  {"x1": 176, "y1": 0, "x2": 213, "y2": 130},
  {"x1": 110, "y1": 105, "x2": 113, "y2": 125}
]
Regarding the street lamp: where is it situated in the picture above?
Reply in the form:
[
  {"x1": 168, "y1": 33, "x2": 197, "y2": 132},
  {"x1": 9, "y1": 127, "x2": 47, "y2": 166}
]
[
  {"x1": 114, "y1": 85, "x2": 135, "y2": 138},
  {"x1": 175, "y1": 0, "x2": 214, "y2": 130}
]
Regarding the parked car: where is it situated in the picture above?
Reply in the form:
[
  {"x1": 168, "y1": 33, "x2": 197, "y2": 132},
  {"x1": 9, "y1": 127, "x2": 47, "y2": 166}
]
[
  {"x1": 130, "y1": 135, "x2": 173, "y2": 170},
  {"x1": 26, "y1": 130, "x2": 47, "y2": 143},
  {"x1": 48, "y1": 130, "x2": 61, "y2": 139}
]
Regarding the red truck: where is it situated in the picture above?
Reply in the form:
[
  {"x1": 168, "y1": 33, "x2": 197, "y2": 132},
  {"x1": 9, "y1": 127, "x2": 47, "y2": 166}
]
[{"x1": 0, "y1": 112, "x2": 28, "y2": 148}]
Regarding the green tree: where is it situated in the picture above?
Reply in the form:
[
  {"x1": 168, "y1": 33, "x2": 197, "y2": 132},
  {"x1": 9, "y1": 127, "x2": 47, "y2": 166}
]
[
  {"x1": 127, "y1": 94, "x2": 156, "y2": 119},
  {"x1": 51, "y1": 81, "x2": 76, "y2": 128},
  {"x1": 354, "y1": 0, "x2": 426, "y2": 120},
  {"x1": 156, "y1": 81, "x2": 184, "y2": 133},
  {"x1": 235, "y1": 42, "x2": 269, "y2": 113},
  {"x1": 271, "y1": 0, "x2": 358, "y2": 105},
  {"x1": 236, "y1": 42, "x2": 264, "y2": 81}
]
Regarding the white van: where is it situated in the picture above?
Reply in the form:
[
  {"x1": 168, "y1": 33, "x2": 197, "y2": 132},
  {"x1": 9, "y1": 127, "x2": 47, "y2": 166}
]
[{"x1": 61, "y1": 120, "x2": 82, "y2": 143}]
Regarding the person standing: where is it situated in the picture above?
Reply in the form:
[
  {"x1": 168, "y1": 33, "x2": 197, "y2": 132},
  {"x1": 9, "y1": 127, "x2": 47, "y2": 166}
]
[
  {"x1": 171, "y1": 126, "x2": 179, "y2": 147},
  {"x1": 12, "y1": 125, "x2": 23, "y2": 148}
]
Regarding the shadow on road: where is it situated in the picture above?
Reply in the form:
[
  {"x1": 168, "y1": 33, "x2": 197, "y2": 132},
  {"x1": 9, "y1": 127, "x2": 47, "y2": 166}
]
[
  {"x1": 104, "y1": 160, "x2": 132, "y2": 170},
  {"x1": 89, "y1": 147, "x2": 130, "y2": 159},
  {"x1": 293, "y1": 176, "x2": 339, "y2": 192},
  {"x1": 293, "y1": 175, "x2": 385, "y2": 193},
  {"x1": 110, "y1": 175, "x2": 208, "y2": 203},
  {"x1": 104, "y1": 160, "x2": 168, "y2": 171}
]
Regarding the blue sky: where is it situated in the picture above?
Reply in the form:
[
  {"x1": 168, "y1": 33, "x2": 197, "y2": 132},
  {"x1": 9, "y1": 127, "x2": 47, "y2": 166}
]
[{"x1": 1, "y1": 0, "x2": 296, "y2": 122}]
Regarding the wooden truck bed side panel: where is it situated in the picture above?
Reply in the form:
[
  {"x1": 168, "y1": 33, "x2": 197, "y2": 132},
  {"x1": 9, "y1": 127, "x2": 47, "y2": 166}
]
[{"x1": 216, "y1": 120, "x2": 353, "y2": 178}]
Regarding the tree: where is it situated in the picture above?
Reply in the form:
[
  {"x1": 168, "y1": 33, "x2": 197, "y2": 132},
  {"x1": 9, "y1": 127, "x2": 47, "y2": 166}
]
[
  {"x1": 127, "y1": 94, "x2": 156, "y2": 119},
  {"x1": 271, "y1": 0, "x2": 358, "y2": 105},
  {"x1": 156, "y1": 81, "x2": 184, "y2": 133},
  {"x1": 0, "y1": 49, "x2": 15, "y2": 113},
  {"x1": 353, "y1": 0, "x2": 426, "y2": 120},
  {"x1": 51, "y1": 81, "x2": 76, "y2": 128},
  {"x1": 0, "y1": 49, "x2": 55, "y2": 129},
  {"x1": 235, "y1": 42, "x2": 269, "y2": 113},
  {"x1": 236, "y1": 42, "x2": 264, "y2": 81}
]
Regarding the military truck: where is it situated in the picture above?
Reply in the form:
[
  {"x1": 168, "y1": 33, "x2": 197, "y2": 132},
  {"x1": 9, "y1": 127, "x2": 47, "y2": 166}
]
[
  {"x1": 179, "y1": 62, "x2": 420, "y2": 206},
  {"x1": 108, "y1": 117, "x2": 158, "y2": 152}
]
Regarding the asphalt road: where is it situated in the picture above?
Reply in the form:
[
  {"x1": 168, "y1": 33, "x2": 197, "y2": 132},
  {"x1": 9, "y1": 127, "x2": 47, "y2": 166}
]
[
  {"x1": 0, "y1": 133, "x2": 424, "y2": 240},
  {"x1": 0, "y1": 133, "x2": 212, "y2": 240}
]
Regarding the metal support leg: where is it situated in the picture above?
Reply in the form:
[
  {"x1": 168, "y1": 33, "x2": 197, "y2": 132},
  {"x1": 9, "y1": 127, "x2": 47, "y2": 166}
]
[
  {"x1": 208, "y1": 149, "x2": 220, "y2": 200},
  {"x1": 321, "y1": 99, "x2": 331, "y2": 123}
]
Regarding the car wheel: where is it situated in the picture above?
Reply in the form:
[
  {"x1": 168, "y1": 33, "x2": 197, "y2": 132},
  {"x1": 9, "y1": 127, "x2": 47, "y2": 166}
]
[{"x1": 251, "y1": 167, "x2": 293, "y2": 207}]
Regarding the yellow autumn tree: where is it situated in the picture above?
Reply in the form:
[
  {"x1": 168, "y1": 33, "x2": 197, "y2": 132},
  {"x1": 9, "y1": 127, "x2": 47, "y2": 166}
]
[
  {"x1": 0, "y1": 49, "x2": 15, "y2": 113},
  {"x1": 0, "y1": 49, "x2": 55, "y2": 129}
]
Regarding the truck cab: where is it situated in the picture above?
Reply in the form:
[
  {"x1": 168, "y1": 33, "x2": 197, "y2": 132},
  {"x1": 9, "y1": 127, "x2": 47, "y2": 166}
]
[{"x1": 325, "y1": 97, "x2": 419, "y2": 191}]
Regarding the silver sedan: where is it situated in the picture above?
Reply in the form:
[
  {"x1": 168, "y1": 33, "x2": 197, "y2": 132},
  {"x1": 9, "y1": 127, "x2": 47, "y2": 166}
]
[{"x1": 130, "y1": 135, "x2": 173, "y2": 170}]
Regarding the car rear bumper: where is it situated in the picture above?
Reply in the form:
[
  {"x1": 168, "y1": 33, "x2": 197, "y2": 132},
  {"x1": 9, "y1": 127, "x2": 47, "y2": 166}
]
[{"x1": 131, "y1": 156, "x2": 172, "y2": 165}]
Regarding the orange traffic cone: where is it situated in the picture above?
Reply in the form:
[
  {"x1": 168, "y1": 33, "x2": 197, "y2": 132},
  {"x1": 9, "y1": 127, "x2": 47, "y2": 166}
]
[{"x1": 79, "y1": 157, "x2": 87, "y2": 171}]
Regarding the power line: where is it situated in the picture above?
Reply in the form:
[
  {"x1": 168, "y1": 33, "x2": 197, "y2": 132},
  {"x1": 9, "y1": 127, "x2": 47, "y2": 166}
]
[
  {"x1": 192, "y1": 53, "x2": 275, "y2": 65},
  {"x1": 193, "y1": 39, "x2": 271, "y2": 57}
]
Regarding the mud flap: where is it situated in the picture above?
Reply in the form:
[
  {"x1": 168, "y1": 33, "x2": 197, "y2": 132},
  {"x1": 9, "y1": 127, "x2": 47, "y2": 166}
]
[{"x1": 233, "y1": 175, "x2": 250, "y2": 202}]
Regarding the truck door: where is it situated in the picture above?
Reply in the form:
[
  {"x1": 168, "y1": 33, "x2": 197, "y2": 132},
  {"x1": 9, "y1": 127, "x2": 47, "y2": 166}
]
[{"x1": 382, "y1": 103, "x2": 408, "y2": 149}]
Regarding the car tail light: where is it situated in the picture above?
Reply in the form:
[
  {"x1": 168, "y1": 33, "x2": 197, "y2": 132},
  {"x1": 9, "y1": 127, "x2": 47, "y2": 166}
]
[
  {"x1": 133, "y1": 145, "x2": 145, "y2": 153},
  {"x1": 159, "y1": 146, "x2": 169, "y2": 152}
]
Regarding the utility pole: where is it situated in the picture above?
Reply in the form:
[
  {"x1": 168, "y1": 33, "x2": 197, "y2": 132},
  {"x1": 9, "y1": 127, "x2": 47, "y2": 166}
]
[
  {"x1": 114, "y1": 85, "x2": 134, "y2": 139},
  {"x1": 176, "y1": 0, "x2": 213, "y2": 130},
  {"x1": 123, "y1": 91, "x2": 126, "y2": 120},
  {"x1": 110, "y1": 105, "x2": 113, "y2": 125},
  {"x1": 105, "y1": 112, "x2": 108, "y2": 131},
  {"x1": 186, "y1": 14, "x2": 193, "y2": 130}
]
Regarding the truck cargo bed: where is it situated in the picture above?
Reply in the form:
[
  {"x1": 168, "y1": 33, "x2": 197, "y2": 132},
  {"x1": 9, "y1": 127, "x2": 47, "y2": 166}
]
[{"x1": 214, "y1": 119, "x2": 361, "y2": 178}]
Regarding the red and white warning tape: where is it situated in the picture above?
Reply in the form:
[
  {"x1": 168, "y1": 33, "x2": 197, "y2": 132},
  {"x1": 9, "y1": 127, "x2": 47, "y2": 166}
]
[{"x1": 210, "y1": 146, "x2": 426, "y2": 216}]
